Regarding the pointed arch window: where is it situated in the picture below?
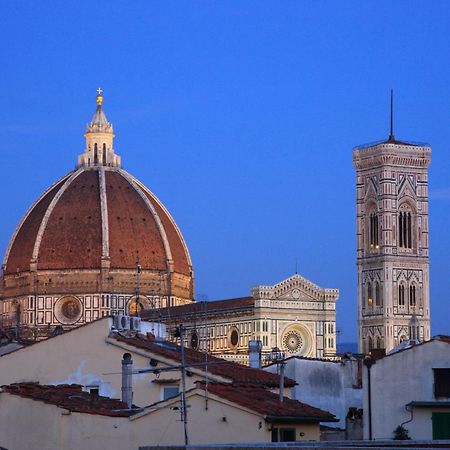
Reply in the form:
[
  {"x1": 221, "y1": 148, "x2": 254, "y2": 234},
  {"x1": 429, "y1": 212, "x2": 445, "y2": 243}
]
[
  {"x1": 368, "y1": 336, "x2": 373, "y2": 352},
  {"x1": 369, "y1": 212, "x2": 379, "y2": 249},
  {"x1": 376, "y1": 336, "x2": 382, "y2": 349},
  {"x1": 375, "y1": 282, "x2": 382, "y2": 306},
  {"x1": 94, "y1": 143, "x2": 98, "y2": 164},
  {"x1": 409, "y1": 285, "x2": 416, "y2": 307},
  {"x1": 399, "y1": 208, "x2": 412, "y2": 249},
  {"x1": 398, "y1": 284, "x2": 405, "y2": 306},
  {"x1": 367, "y1": 282, "x2": 373, "y2": 307}
]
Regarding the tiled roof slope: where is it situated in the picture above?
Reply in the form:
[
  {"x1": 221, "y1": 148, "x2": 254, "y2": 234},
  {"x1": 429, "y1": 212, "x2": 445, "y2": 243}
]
[
  {"x1": 200, "y1": 383, "x2": 336, "y2": 422},
  {"x1": 2, "y1": 383, "x2": 135, "y2": 417},
  {"x1": 141, "y1": 297, "x2": 254, "y2": 320},
  {"x1": 111, "y1": 333, "x2": 295, "y2": 388}
]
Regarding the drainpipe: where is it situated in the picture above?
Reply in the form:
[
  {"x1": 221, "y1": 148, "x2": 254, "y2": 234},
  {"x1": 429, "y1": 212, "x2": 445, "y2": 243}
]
[
  {"x1": 279, "y1": 360, "x2": 285, "y2": 402},
  {"x1": 121, "y1": 352, "x2": 133, "y2": 409},
  {"x1": 364, "y1": 357, "x2": 376, "y2": 440}
]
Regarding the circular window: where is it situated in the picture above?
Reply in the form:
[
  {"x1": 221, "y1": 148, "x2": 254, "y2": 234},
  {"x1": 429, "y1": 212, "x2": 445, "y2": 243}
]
[
  {"x1": 190, "y1": 331, "x2": 199, "y2": 350},
  {"x1": 291, "y1": 289, "x2": 301, "y2": 299},
  {"x1": 227, "y1": 327, "x2": 240, "y2": 349},
  {"x1": 54, "y1": 296, "x2": 82, "y2": 324},
  {"x1": 282, "y1": 330, "x2": 304, "y2": 353},
  {"x1": 128, "y1": 300, "x2": 143, "y2": 315}
]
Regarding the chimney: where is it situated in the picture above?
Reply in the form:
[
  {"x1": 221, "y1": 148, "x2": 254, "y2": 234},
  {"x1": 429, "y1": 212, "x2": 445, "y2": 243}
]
[
  {"x1": 121, "y1": 352, "x2": 133, "y2": 409},
  {"x1": 248, "y1": 340, "x2": 262, "y2": 369}
]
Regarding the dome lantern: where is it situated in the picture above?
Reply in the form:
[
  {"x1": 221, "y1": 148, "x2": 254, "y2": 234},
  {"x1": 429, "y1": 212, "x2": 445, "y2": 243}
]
[{"x1": 78, "y1": 88, "x2": 121, "y2": 168}]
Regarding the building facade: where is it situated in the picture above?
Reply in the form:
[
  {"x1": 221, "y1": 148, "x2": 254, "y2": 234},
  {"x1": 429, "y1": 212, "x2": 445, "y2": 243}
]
[
  {"x1": 143, "y1": 273, "x2": 339, "y2": 363},
  {"x1": 353, "y1": 134, "x2": 431, "y2": 353},
  {"x1": 0, "y1": 91, "x2": 194, "y2": 338},
  {"x1": 362, "y1": 336, "x2": 450, "y2": 440}
]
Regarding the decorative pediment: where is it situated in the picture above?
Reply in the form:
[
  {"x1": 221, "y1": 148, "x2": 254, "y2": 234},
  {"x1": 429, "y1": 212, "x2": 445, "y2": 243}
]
[
  {"x1": 251, "y1": 274, "x2": 339, "y2": 302},
  {"x1": 364, "y1": 177, "x2": 378, "y2": 202},
  {"x1": 398, "y1": 175, "x2": 416, "y2": 200}
]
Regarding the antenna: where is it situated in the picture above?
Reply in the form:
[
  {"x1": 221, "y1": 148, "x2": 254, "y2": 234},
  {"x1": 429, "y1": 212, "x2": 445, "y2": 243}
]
[
  {"x1": 295, "y1": 257, "x2": 298, "y2": 275},
  {"x1": 389, "y1": 89, "x2": 395, "y2": 141}
]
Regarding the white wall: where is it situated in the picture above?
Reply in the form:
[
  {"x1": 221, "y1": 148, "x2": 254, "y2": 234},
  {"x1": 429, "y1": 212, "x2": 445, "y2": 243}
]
[
  {"x1": 265, "y1": 357, "x2": 362, "y2": 429},
  {"x1": 363, "y1": 339, "x2": 450, "y2": 440}
]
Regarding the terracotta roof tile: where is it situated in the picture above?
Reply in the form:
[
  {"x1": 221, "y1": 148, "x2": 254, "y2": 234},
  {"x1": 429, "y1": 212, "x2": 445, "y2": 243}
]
[
  {"x1": 39, "y1": 170, "x2": 102, "y2": 269},
  {"x1": 106, "y1": 171, "x2": 167, "y2": 270},
  {"x1": 2, "y1": 383, "x2": 135, "y2": 417},
  {"x1": 111, "y1": 333, "x2": 295, "y2": 388},
  {"x1": 199, "y1": 383, "x2": 336, "y2": 422},
  {"x1": 5, "y1": 176, "x2": 68, "y2": 274}
]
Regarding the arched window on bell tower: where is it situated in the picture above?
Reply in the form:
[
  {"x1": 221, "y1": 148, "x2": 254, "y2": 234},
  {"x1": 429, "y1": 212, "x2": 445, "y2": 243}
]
[
  {"x1": 368, "y1": 336, "x2": 373, "y2": 352},
  {"x1": 94, "y1": 143, "x2": 98, "y2": 165},
  {"x1": 375, "y1": 281, "x2": 382, "y2": 306},
  {"x1": 409, "y1": 284, "x2": 416, "y2": 307},
  {"x1": 368, "y1": 210, "x2": 379, "y2": 249},
  {"x1": 398, "y1": 283, "x2": 405, "y2": 306},
  {"x1": 367, "y1": 282, "x2": 373, "y2": 307},
  {"x1": 398, "y1": 205, "x2": 413, "y2": 249}
]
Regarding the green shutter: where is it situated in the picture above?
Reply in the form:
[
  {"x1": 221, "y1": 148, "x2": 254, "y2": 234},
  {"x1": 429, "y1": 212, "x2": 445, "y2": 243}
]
[{"x1": 432, "y1": 412, "x2": 450, "y2": 440}]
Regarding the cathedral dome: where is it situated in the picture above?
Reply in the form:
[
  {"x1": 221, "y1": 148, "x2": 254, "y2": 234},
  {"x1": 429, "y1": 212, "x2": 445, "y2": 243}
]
[
  {"x1": 1, "y1": 91, "x2": 193, "y2": 316},
  {"x1": 3, "y1": 166, "x2": 192, "y2": 277}
]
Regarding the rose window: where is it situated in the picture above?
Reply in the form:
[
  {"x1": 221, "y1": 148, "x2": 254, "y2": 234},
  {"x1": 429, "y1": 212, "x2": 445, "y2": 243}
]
[{"x1": 282, "y1": 330, "x2": 304, "y2": 353}]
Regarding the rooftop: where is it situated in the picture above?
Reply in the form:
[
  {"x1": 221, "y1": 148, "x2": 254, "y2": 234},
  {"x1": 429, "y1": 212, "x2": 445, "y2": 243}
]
[
  {"x1": 198, "y1": 382, "x2": 336, "y2": 423},
  {"x1": 111, "y1": 332, "x2": 295, "y2": 388},
  {"x1": 1, "y1": 383, "x2": 136, "y2": 417},
  {"x1": 141, "y1": 297, "x2": 255, "y2": 321}
]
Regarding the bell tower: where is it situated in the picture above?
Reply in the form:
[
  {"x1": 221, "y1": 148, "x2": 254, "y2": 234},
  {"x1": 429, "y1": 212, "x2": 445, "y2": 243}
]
[{"x1": 352, "y1": 97, "x2": 431, "y2": 353}]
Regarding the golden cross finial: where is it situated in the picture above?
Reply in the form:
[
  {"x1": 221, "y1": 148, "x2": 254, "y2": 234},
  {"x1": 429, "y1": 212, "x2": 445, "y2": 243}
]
[{"x1": 96, "y1": 87, "x2": 104, "y2": 105}]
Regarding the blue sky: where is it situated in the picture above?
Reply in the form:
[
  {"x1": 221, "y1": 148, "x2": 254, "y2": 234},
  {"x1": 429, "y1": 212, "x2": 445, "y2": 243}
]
[{"x1": 1, "y1": 2, "x2": 449, "y2": 342}]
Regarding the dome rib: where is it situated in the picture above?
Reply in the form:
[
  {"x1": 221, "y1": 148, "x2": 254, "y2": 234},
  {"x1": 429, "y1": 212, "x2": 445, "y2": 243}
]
[
  {"x1": 134, "y1": 178, "x2": 193, "y2": 272},
  {"x1": 98, "y1": 167, "x2": 110, "y2": 259},
  {"x1": 32, "y1": 168, "x2": 85, "y2": 264},
  {"x1": 2, "y1": 173, "x2": 72, "y2": 273},
  {"x1": 117, "y1": 168, "x2": 173, "y2": 268}
]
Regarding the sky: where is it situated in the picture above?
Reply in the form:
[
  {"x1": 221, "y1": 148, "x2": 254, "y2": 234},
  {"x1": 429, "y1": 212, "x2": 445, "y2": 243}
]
[{"x1": 0, "y1": 1, "x2": 449, "y2": 343}]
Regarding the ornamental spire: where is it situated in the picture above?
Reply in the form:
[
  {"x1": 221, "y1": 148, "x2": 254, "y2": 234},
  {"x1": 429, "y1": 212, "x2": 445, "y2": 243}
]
[{"x1": 77, "y1": 89, "x2": 121, "y2": 168}]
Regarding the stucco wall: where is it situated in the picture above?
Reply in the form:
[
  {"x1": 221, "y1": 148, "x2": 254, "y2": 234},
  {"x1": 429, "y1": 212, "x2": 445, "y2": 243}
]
[
  {"x1": 0, "y1": 389, "x2": 319, "y2": 449},
  {"x1": 265, "y1": 358, "x2": 362, "y2": 429},
  {"x1": 363, "y1": 340, "x2": 450, "y2": 440},
  {"x1": 0, "y1": 318, "x2": 209, "y2": 406},
  {"x1": 131, "y1": 392, "x2": 319, "y2": 446}
]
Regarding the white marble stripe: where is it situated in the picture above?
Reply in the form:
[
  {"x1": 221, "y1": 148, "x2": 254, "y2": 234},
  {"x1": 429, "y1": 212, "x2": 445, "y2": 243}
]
[
  {"x1": 2, "y1": 172, "x2": 73, "y2": 269},
  {"x1": 98, "y1": 166, "x2": 109, "y2": 258},
  {"x1": 133, "y1": 177, "x2": 194, "y2": 270},
  {"x1": 115, "y1": 168, "x2": 173, "y2": 267},
  {"x1": 31, "y1": 168, "x2": 84, "y2": 263}
]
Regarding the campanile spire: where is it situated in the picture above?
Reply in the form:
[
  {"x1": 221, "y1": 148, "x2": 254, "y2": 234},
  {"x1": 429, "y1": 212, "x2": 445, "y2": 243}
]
[{"x1": 78, "y1": 89, "x2": 121, "y2": 168}]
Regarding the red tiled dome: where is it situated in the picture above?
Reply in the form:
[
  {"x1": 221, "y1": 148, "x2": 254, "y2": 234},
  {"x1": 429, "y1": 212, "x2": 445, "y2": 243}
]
[{"x1": 3, "y1": 166, "x2": 192, "y2": 277}]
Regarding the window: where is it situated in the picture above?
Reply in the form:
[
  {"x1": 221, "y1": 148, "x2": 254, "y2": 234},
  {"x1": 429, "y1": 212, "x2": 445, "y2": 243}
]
[
  {"x1": 369, "y1": 212, "x2": 379, "y2": 248},
  {"x1": 271, "y1": 428, "x2": 296, "y2": 442},
  {"x1": 163, "y1": 386, "x2": 180, "y2": 401},
  {"x1": 399, "y1": 210, "x2": 412, "y2": 249},
  {"x1": 375, "y1": 282, "x2": 382, "y2": 306},
  {"x1": 102, "y1": 143, "x2": 107, "y2": 165},
  {"x1": 367, "y1": 282, "x2": 373, "y2": 306},
  {"x1": 94, "y1": 143, "x2": 98, "y2": 164},
  {"x1": 398, "y1": 284, "x2": 405, "y2": 306},
  {"x1": 409, "y1": 285, "x2": 416, "y2": 306},
  {"x1": 434, "y1": 369, "x2": 450, "y2": 398}
]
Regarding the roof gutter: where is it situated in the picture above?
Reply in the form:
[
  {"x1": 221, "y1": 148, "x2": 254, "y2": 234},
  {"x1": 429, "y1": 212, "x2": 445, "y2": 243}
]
[{"x1": 265, "y1": 415, "x2": 338, "y2": 424}]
